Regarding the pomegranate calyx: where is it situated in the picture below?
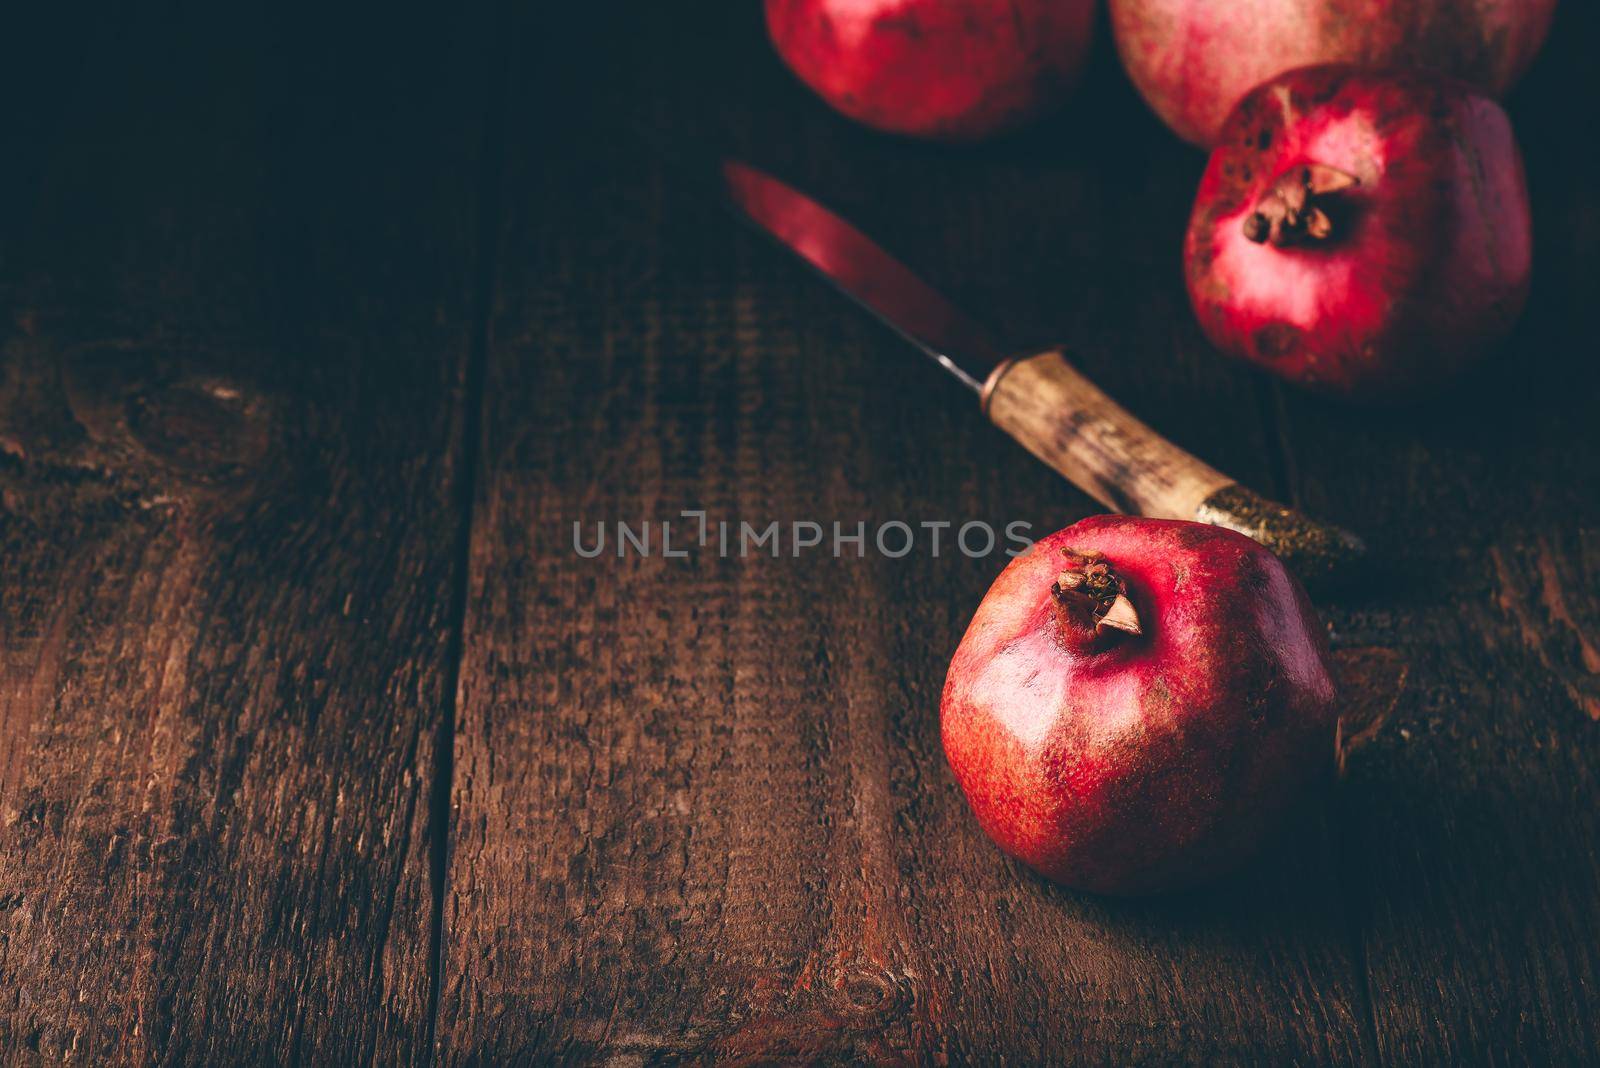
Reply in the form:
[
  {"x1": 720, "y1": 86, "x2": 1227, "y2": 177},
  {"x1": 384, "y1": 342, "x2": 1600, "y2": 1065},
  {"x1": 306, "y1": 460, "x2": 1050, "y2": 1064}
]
[
  {"x1": 1098, "y1": 593, "x2": 1142, "y2": 635},
  {"x1": 1243, "y1": 164, "x2": 1359, "y2": 248},
  {"x1": 1051, "y1": 549, "x2": 1142, "y2": 650}
]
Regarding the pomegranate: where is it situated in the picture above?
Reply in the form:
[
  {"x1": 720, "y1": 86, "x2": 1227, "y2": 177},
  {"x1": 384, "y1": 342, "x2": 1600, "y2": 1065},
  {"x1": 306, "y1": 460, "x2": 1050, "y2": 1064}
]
[
  {"x1": 764, "y1": 0, "x2": 1097, "y2": 141},
  {"x1": 1184, "y1": 65, "x2": 1532, "y2": 400},
  {"x1": 941, "y1": 517, "x2": 1337, "y2": 896},
  {"x1": 1110, "y1": 0, "x2": 1559, "y2": 146}
]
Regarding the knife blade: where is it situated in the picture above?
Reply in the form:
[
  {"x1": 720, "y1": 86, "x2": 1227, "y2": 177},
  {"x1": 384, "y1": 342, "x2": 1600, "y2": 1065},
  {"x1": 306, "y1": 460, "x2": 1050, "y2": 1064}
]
[{"x1": 721, "y1": 159, "x2": 1365, "y2": 590}]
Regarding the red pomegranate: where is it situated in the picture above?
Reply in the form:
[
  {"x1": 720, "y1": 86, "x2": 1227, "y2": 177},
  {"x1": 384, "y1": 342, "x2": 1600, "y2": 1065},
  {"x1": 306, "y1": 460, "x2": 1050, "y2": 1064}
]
[
  {"x1": 764, "y1": 0, "x2": 1097, "y2": 141},
  {"x1": 941, "y1": 516, "x2": 1338, "y2": 896},
  {"x1": 1184, "y1": 65, "x2": 1532, "y2": 400},
  {"x1": 1110, "y1": 0, "x2": 1559, "y2": 146}
]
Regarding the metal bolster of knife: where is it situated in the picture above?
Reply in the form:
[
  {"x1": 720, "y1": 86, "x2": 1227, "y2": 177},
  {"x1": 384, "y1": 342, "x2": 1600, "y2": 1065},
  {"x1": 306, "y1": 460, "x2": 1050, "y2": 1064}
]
[{"x1": 981, "y1": 349, "x2": 1365, "y2": 590}]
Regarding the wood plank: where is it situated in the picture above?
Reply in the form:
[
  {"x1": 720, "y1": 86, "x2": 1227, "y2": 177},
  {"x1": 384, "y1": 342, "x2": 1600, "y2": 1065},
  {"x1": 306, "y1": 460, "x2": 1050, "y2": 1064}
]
[
  {"x1": 440, "y1": 4, "x2": 1372, "y2": 1060},
  {"x1": 1267, "y1": 3, "x2": 1600, "y2": 1061},
  {"x1": 0, "y1": 6, "x2": 493, "y2": 1061}
]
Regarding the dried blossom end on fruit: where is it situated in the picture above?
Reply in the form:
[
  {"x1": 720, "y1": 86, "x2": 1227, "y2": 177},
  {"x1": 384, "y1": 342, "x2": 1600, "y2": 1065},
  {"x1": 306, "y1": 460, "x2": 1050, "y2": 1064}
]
[
  {"x1": 1050, "y1": 548, "x2": 1143, "y2": 648},
  {"x1": 1242, "y1": 165, "x2": 1359, "y2": 248}
]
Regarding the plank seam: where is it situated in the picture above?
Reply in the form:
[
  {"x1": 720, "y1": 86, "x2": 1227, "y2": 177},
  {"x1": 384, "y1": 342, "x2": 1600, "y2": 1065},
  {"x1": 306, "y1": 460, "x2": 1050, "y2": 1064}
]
[
  {"x1": 425, "y1": 0, "x2": 514, "y2": 1059},
  {"x1": 1259, "y1": 377, "x2": 1384, "y2": 1066}
]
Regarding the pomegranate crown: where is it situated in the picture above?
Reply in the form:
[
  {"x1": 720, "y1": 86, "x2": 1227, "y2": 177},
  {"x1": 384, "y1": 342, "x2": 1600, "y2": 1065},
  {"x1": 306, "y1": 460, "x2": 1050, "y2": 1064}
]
[
  {"x1": 1050, "y1": 548, "x2": 1141, "y2": 651},
  {"x1": 1243, "y1": 164, "x2": 1360, "y2": 248}
]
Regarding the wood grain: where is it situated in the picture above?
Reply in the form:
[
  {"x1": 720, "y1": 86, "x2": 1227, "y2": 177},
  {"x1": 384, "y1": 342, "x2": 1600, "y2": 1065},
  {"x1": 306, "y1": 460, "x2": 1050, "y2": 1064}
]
[
  {"x1": 1264, "y1": 3, "x2": 1600, "y2": 1060},
  {"x1": 0, "y1": 5, "x2": 492, "y2": 1061},
  {"x1": 437, "y1": 3, "x2": 1372, "y2": 1062}
]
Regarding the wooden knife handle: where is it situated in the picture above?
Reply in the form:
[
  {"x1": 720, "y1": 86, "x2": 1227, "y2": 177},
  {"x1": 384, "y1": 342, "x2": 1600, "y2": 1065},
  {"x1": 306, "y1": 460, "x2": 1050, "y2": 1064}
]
[{"x1": 982, "y1": 349, "x2": 1364, "y2": 589}]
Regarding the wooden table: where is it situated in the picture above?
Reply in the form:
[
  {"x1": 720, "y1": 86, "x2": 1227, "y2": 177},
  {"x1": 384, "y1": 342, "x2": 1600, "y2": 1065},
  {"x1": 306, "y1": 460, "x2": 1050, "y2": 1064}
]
[{"x1": 3, "y1": 3, "x2": 1597, "y2": 1063}]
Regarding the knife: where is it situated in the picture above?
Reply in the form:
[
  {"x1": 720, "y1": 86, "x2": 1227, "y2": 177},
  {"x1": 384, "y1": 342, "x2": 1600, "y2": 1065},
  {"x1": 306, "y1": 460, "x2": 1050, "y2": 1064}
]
[{"x1": 721, "y1": 159, "x2": 1365, "y2": 590}]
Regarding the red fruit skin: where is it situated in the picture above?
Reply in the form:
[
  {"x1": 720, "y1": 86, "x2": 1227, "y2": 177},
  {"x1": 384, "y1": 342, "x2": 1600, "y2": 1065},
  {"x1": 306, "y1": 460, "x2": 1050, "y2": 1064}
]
[
  {"x1": 1110, "y1": 0, "x2": 1558, "y2": 146},
  {"x1": 764, "y1": 0, "x2": 1097, "y2": 142},
  {"x1": 941, "y1": 517, "x2": 1337, "y2": 896},
  {"x1": 1184, "y1": 65, "x2": 1532, "y2": 401}
]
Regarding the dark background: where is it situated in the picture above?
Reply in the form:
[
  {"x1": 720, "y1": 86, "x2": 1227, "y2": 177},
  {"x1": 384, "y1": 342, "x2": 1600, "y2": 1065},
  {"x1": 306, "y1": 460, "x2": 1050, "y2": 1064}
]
[{"x1": 1, "y1": 0, "x2": 1598, "y2": 1063}]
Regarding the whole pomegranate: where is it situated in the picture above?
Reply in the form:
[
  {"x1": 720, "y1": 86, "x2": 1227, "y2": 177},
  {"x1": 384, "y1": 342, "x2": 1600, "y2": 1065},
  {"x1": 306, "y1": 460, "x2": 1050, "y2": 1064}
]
[
  {"x1": 1110, "y1": 0, "x2": 1559, "y2": 146},
  {"x1": 764, "y1": 0, "x2": 1097, "y2": 141},
  {"x1": 1184, "y1": 65, "x2": 1532, "y2": 400},
  {"x1": 941, "y1": 517, "x2": 1337, "y2": 896}
]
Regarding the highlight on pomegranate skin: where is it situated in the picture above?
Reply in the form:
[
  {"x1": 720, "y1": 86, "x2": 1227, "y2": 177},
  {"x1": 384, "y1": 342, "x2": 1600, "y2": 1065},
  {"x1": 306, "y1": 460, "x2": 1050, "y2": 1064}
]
[
  {"x1": 1110, "y1": 0, "x2": 1559, "y2": 147},
  {"x1": 763, "y1": 0, "x2": 1097, "y2": 142},
  {"x1": 1184, "y1": 64, "x2": 1533, "y2": 401},
  {"x1": 940, "y1": 516, "x2": 1338, "y2": 897}
]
